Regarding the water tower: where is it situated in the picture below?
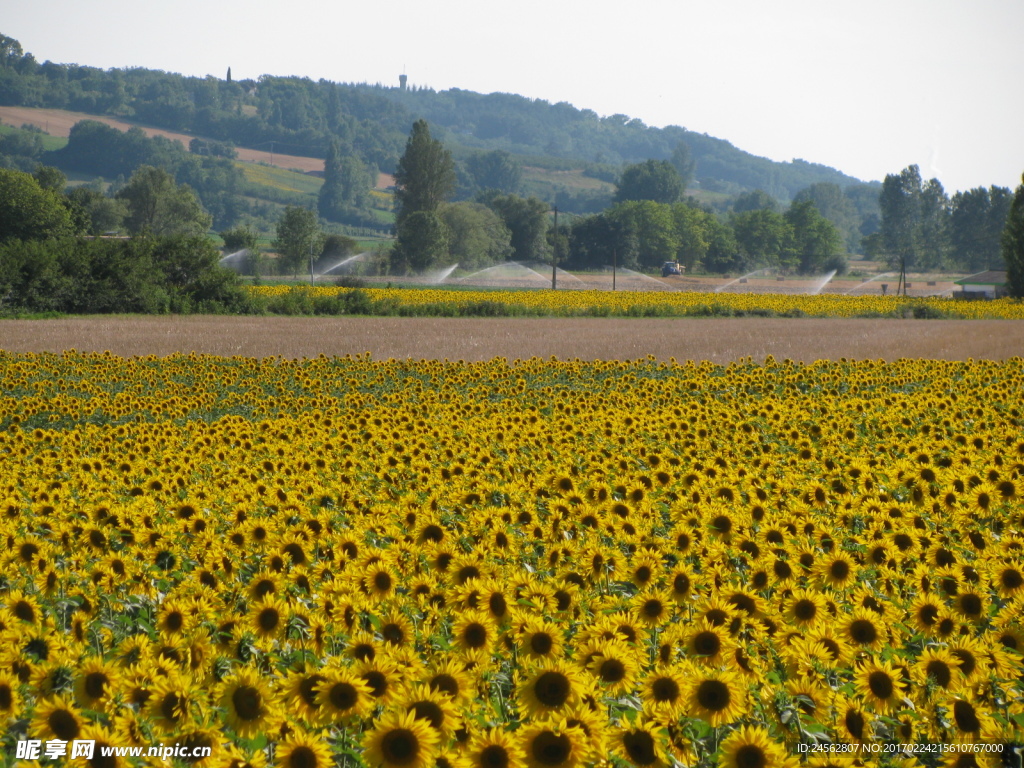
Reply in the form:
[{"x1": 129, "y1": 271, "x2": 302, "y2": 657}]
[{"x1": 399, "y1": 74, "x2": 408, "y2": 91}]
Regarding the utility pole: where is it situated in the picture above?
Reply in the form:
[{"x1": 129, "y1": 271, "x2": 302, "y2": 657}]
[
  {"x1": 309, "y1": 240, "x2": 315, "y2": 286},
  {"x1": 551, "y1": 206, "x2": 558, "y2": 290},
  {"x1": 612, "y1": 248, "x2": 617, "y2": 291}
]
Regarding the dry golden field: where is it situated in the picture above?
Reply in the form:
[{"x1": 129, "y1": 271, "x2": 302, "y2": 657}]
[{"x1": 2, "y1": 316, "x2": 1023, "y2": 362}]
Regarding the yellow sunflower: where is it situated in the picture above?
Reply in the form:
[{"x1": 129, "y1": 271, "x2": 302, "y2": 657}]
[
  {"x1": 219, "y1": 666, "x2": 283, "y2": 739},
  {"x1": 363, "y1": 708, "x2": 440, "y2": 768},
  {"x1": 719, "y1": 725, "x2": 790, "y2": 768},
  {"x1": 466, "y1": 727, "x2": 527, "y2": 768},
  {"x1": 516, "y1": 660, "x2": 586, "y2": 719},
  {"x1": 684, "y1": 667, "x2": 748, "y2": 727},
  {"x1": 315, "y1": 666, "x2": 373, "y2": 724},
  {"x1": 854, "y1": 657, "x2": 907, "y2": 713},
  {"x1": 520, "y1": 718, "x2": 588, "y2": 768},
  {"x1": 275, "y1": 728, "x2": 334, "y2": 768},
  {"x1": 614, "y1": 720, "x2": 670, "y2": 768}
]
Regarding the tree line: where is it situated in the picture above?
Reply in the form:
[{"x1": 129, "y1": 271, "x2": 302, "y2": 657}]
[
  {"x1": 872, "y1": 164, "x2": 1014, "y2": 273},
  {"x1": 1, "y1": 31, "x2": 867, "y2": 208}
]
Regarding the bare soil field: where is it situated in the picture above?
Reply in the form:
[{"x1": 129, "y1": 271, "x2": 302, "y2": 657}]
[
  {"x1": 2, "y1": 317, "x2": 1021, "y2": 363},
  {"x1": 0, "y1": 106, "x2": 325, "y2": 174}
]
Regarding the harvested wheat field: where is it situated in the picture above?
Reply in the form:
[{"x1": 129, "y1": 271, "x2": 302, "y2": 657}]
[{"x1": 2, "y1": 316, "x2": 1023, "y2": 362}]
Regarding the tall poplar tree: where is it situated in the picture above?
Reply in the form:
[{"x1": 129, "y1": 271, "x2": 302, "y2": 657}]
[
  {"x1": 393, "y1": 120, "x2": 455, "y2": 229},
  {"x1": 1003, "y1": 173, "x2": 1024, "y2": 298}
]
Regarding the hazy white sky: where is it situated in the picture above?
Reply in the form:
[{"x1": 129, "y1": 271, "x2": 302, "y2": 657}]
[{"x1": 6, "y1": 0, "x2": 1023, "y2": 193}]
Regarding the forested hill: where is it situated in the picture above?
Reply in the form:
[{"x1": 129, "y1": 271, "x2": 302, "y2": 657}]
[
  {"x1": 0, "y1": 34, "x2": 865, "y2": 200},
  {"x1": 368, "y1": 84, "x2": 865, "y2": 199}
]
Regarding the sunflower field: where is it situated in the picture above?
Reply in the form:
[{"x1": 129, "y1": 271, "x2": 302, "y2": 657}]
[
  {"x1": 1, "y1": 350, "x2": 1023, "y2": 768},
  {"x1": 248, "y1": 286, "x2": 1024, "y2": 320}
]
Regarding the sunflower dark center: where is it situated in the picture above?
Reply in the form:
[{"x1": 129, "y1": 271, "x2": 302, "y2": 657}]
[
  {"x1": 711, "y1": 515, "x2": 732, "y2": 533},
  {"x1": 735, "y1": 744, "x2": 768, "y2": 768},
  {"x1": 363, "y1": 670, "x2": 388, "y2": 697},
  {"x1": 793, "y1": 600, "x2": 817, "y2": 621},
  {"x1": 463, "y1": 623, "x2": 488, "y2": 649},
  {"x1": 258, "y1": 608, "x2": 280, "y2": 633},
  {"x1": 49, "y1": 708, "x2": 81, "y2": 740},
  {"x1": 845, "y1": 709, "x2": 865, "y2": 738},
  {"x1": 849, "y1": 619, "x2": 877, "y2": 644},
  {"x1": 530, "y1": 633, "x2": 554, "y2": 655},
  {"x1": 829, "y1": 560, "x2": 850, "y2": 580},
  {"x1": 951, "y1": 650, "x2": 976, "y2": 677},
  {"x1": 642, "y1": 599, "x2": 664, "y2": 619},
  {"x1": 165, "y1": 612, "x2": 184, "y2": 632},
  {"x1": 692, "y1": 631, "x2": 721, "y2": 656},
  {"x1": 651, "y1": 677, "x2": 679, "y2": 702},
  {"x1": 489, "y1": 593, "x2": 508, "y2": 618},
  {"x1": 696, "y1": 679, "x2": 731, "y2": 711},
  {"x1": 953, "y1": 700, "x2": 981, "y2": 733},
  {"x1": 0, "y1": 684, "x2": 12, "y2": 710},
  {"x1": 328, "y1": 682, "x2": 358, "y2": 710},
  {"x1": 85, "y1": 671, "x2": 109, "y2": 700},
  {"x1": 531, "y1": 731, "x2": 571, "y2": 766},
  {"x1": 286, "y1": 745, "x2": 319, "y2": 768},
  {"x1": 160, "y1": 692, "x2": 183, "y2": 722},
  {"x1": 374, "y1": 572, "x2": 393, "y2": 592},
  {"x1": 13, "y1": 600, "x2": 35, "y2": 623},
  {"x1": 918, "y1": 604, "x2": 939, "y2": 626},
  {"x1": 1001, "y1": 569, "x2": 1024, "y2": 590},
  {"x1": 429, "y1": 674, "x2": 459, "y2": 698},
  {"x1": 958, "y1": 594, "x2": 983, "y2": 617},
  {"x1": 599, "y1": 659, "x2": 626, "y2": 683},
  {"x1": 410, "y1": 700, "x2": 445, "y2": 730},
  {"x1": 926, "y1": 660, "x2": 952, "y2": 688},
  {"x1": 383, "y1": 623, "x2": 406, "y2": 644},
  {"x1": 534, "y1": 671, "x2": 570, "y2": 707},
  {"x1": 232, "y1": 685, "x2": 263, "y2": 721},
  {"x1": 299, "y1": 674, "x2": 326, "y2": 707},
  {"x1": 867, "y1": 671, "x2": 894, "y2": 700},
  {"x1": 622, "y1": 731, "x2": 658, "y2": 765},
  {"x1": 480, "y1": 745, "x2": 510, "y2": 768},
  {"x1": 381, "y1": 728, "x2": 420, "y2": 766}
]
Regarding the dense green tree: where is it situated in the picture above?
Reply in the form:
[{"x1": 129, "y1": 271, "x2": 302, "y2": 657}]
[
  {"x1": 1003, "y1": 174, "x2": 1024, "y2": 298},
  {"x1": 614, "y1": 160, "x2": 683, "y2": 204},
  {"x1": 670, "y1": 141, "x2": 695, "y2": 194},
  {"x1": 879, "y1": 165, "x2": 922, "y2": 271},
  {"x1": 732, "y1": 189, "x2": 779, "y2": 214},
  {"x1": 66, "y1": 186, "x2": 127, "y2": 235},
  {"x1": 318, "y1": 137, "x2": 345, "y2": 219},
  {"x1": 878, "y1": 167, "x2": 951, "y2": 271},
  {"x1": 32, "y1": 165, "x2": 67, "y2": 193},
  {"x1": 606, "y1": 201, "x2": 679, "y2": 269},
  {"x1": 0, "y1": 168, "x2": 75, "y2": 242},
  {"x1": 116, "y1": 165, "x2": 212, "y2": 237},
  {"x1": 480, "y1": 193, "x2": 550, "y2": 263},
  {"x1": 669, "y1": 203, "x2": 712, "y2": 272},
  {"x1": 793, "y1": 183, "x2": 861, "y2": 253},
  {"x1": 784, "y1": 200, "x2": 844, "y2": 274},
  {"x1": 394, "y1": 119, "x2": 455, "y2": 228},
  {"x1": 273, "y1": 206, "x2": 323, "y2": 277},
  {"x1": 732, "y1": 209, "x2": 795, "y2": 271},
  {"x1": 466, "y1": 150, "x2": 522, "y2": 195},
  {"x1": 918, "y1": 178, "x2": 951, "y2": 269},
  {"x1": 701, "y1": 217, "x2": 742, "y2": 274},
  {"x1": 394, "y1": 211, "x2": 449, "y2": 272},
  {"x1": 950, "y1": 186, "x2": 1013, "y2": 272},
  {"x1": 437, "y1": 202, "x2": 513, "y2": 270}
]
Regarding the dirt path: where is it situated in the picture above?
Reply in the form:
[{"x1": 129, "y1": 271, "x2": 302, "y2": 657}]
[{"x1": 2, "y1": 316, "x2": 1022, "y2": 363}]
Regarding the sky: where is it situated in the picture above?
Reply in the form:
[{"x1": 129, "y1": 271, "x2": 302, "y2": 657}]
[{"x1": 6, "y1": 0, "x2": 1024, "y2": 193}]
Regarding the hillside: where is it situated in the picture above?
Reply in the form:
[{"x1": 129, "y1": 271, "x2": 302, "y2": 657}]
[{"x1": 0, "y1": 33, "x2": 871, "y2": 204}]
